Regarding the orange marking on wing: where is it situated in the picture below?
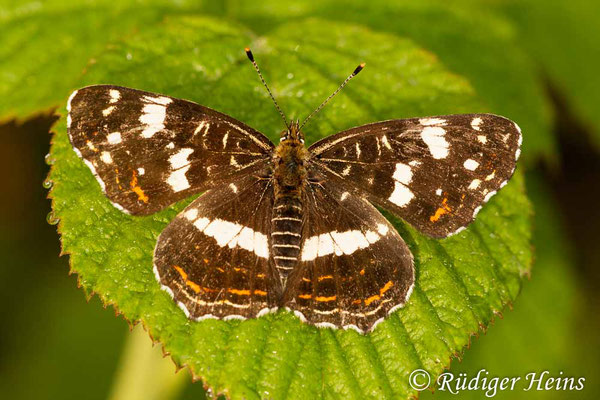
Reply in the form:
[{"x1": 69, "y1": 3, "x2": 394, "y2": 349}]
[
  {"x1": 315, "y1": 295, "x2": 336, "y2": 302},
  {"x1": 430, "y1": 197, "x2": 452, "y2": 222},
  {"x1": 302, "y1": 277, "x2": 311, "y2": 282},
  {"x1": 172, "y1": 265, "x2": 201, "y2": 293},
  {"x1": 380, "y1": 280, "x2": 394, "y2": 295},
  {"x1": 254, "y1": 289, "x2": 267, "y2": 296},
  {"x1": 228, "y1": 288, "x2": 251, "y2": 296},
  {"x1": 352, "y1": 299, "x2": 362, "y2": 305},
  {"x1": 115, "y1": 168, "x2": 122, "y2": 189},
  {"x1": 130, "y1": 170, "x2": 149, "y2": 203},
  {"x1": 317, "y1": 275, "x2": 333, "y2": 281},
  {"x1": 173, "y1": 264, "x2": 187, "y2": 279},
  {"x1": 186, "y1": 281, "x2": 201, "y2": 293},
  {"x1": 359, "y1": 269, "x2": 365, "y2": 276},
  {"x1": 364, "y1": 280, "x2": 394, "y2": 305},
  {"x1": 299, "y1": 294, "x2": 312, "y2": 299},
  {"x1": 204, "y1": 259, "x2": 209, "y2": 264},
  {"x1": 364, "y1": 294, "x2": 380, "y2": 305},
  {"x1": 257, "y1": 273, "x2": 266, "y2": 278}
]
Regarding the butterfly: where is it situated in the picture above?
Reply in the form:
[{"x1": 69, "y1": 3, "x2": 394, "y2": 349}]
[{"x1": 67, "y1": 48, "x2": 522, "y2": 333}]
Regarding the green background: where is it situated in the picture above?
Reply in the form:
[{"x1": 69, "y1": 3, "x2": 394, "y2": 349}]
[{"x1": 1, "y1": 1, "x2": 599, "y2": 399}]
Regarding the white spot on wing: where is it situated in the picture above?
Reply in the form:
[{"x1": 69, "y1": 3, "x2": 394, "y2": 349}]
[
  {"x1": 140, "y1": 98, "x2": 171, "y2": 138},
  {"x1": 468, "y1": 179, "x2": 481, "y2": 190},
  {"x1": 184, "y1": 208, "x2": 198, "y2": 221},
  {"x1": 102, "y1": 106, "x2": 115, "y2": 116},
  {"x1": 100, "y1": 151, "x2": 112, "y2": 164},
  {"x1": 436, "y1": 188, "x2": 442, "y2": 196},
  {"x1": 137, "y1": 167, "x2": 145, "y2": 175},
  {"x1": 106, "y1": 132, "x2": 122, "y2": 144},
  {"x1": 392, "y1": 163, "x2": 412, "y2": 185},
  {"x1": 169, "y1": 148, "x2": 194, "y2": 169},
  {"x1": 421, "y1": 126, "x2": 449, "y2": 159},
  {"x1": 389, "y1": 184, "x2": 413, "y2": 207},
  {"x1": 381, "y1": 135, "x2": 392, "y2": 150},
  {"x1": 340, "y1": 192, "x2": 349, "y2": 201},
  {"x1": 463, "y1": 159, "x2": 479, "y2": 171},
  {"x1": 477, "y1": 135, "x2": 487, "y2": 144},
  {"x1": 194, "y1": 121, "x2": 210, "y2": 137},
  {"x1": 471, "y1": 117, "x2": 482, "y2": 131},
  {"x1": 109, "y1": 89, "x2": 121, "y2": 103},
  {"x1": 143, "y1": 95, "x2": 172, "y2": 105},
  {"x1": 222, "y1": 132, "x2": 229, "y2": 148},
  {"x1": 190, "y1": 216, "x2": 269, "y2": 258},
  {"x1": 167, "y1": 166, "x2": 191, "y2": 192},
  {"x1": 301, "y1": 228, "x2": 386, "y2": 261},
  {"x1": 419, "y1": 117, "x2": 447, "y2": 126},
  {"x1": 229, "y1": 183, "x2": 238, "y2": 193},
  {"x1": 388, "y1": 162, "x2": 414, "y2": 207}
]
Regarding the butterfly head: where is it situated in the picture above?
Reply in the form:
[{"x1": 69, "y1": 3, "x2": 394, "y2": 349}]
[{"x1": 280, "y1": 120, "x2": 305, "y2": 144}]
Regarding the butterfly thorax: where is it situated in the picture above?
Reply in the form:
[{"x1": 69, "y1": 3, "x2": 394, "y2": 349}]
[{"x1": 271, "y1": 126, "x2": 309, "y2": 286}]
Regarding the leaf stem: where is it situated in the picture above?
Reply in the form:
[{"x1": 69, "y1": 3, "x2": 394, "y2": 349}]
[{"x1": 107, "y1": 325, "x2": 188, "y2": 400}]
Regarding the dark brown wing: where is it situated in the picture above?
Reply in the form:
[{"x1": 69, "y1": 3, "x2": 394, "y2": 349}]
[
  {"x1": 153, "y1": 173, "x2": 280, "y2": 320},
  {"x1": 282, "y1": 167, "x2": 414, "y2": 333},
  {"x1": 308, "y1": 114, "x2": 522, "y2": 238},
  {"x1": 67, "y1": 85, "x2": 274, "y2": 215}
]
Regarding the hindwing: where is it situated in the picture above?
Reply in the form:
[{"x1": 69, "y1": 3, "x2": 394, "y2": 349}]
[
  {"x1": 282, "y1": 166, "x2": 414, "y2": 333},
  {"x1": 68, "y1": 85, "x2": 274, "y2": 215},
  {"x1": 308, "y1": 114, "x2": 521, "y2": 237},
  {"x1": 153, "y1": 173, "x2": 280, "y2": 320}
]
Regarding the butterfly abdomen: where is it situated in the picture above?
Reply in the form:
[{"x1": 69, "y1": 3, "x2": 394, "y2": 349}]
[
  {"x1": 271, "y1": 194, "x2": 303, "y2": 281},
  {"x1": 271, "y1": 138, "x2": 308, "y2": 283}
]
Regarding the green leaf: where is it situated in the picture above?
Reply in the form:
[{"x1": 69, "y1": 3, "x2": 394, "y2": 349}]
[
  {"x1": 48, "y1": 16, "x2": 532, "y2": 399},
  {"x1": 0, "y1": 0, "x2": 204, "y2": 120}
]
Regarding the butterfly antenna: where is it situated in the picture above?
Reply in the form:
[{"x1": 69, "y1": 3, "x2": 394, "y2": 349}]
[
  {"x1": 299, "y1": 62, "x2": 365, "y2": 131},
  {"x1": 245, "y1": 48, "x2": 290, "y2": 130}
]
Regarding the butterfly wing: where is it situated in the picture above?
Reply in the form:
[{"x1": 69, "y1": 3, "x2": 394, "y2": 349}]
[
  {"x1": 282, "y1": 166, "x2": 414, "y2": 333},
  {"x1": 68, "y1": 85, "x2": 274, "y2": 215},
  {"x1": 308, "y1": 114, "x2": 522, "y2": 238},
  {"x1": 153, "y1": 172, "x2": 281, "y2": 320}
]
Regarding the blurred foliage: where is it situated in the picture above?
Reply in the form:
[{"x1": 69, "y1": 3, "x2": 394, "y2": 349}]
[{"x1": 0, "y1": 0, "x2": 598, "y2": 399}]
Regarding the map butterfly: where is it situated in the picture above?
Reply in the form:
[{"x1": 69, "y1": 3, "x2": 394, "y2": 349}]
[{"x1": 67, "y1": 49, "x2": 522, "y2": 333}]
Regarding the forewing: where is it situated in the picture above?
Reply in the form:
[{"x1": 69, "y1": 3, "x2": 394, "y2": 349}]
[
  {"x1": 283, "y1": 168, "x2": 414, "y2": 333},
  {"x1": 309, "y1": 114, "x2": 522, "y2": 237},
  {"x1": 68, "y1": 85, "x2": 274, "y2": 215},
  {"x1": 153, "y1": 173, "x2": 280, "y2": 320}
]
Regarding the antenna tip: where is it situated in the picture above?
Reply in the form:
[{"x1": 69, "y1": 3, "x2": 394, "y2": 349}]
[
  {"x1": 245, "y1": 47, "x2": 254, "y2": 62},
  {"x1": 353, "y1": 62, "x2": 366, "y2": 75}
]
